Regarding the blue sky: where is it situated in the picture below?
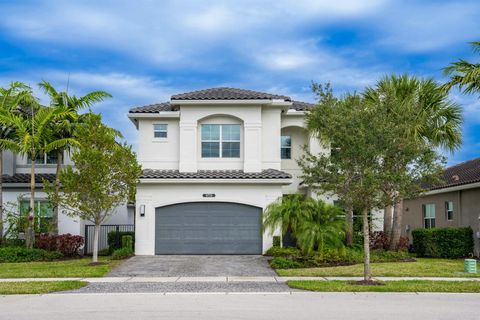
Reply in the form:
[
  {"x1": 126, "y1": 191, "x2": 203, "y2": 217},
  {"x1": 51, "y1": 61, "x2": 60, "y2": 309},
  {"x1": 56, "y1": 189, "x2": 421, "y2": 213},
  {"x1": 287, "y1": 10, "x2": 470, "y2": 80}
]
[{"x1": 0, "y1": 0, "x2": 479, "y2": 165}]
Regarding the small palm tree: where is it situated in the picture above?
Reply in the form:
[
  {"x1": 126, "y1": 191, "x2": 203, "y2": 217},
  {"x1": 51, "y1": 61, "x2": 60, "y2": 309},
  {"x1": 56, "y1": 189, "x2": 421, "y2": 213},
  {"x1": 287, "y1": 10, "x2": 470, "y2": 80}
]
[
  {"x1": 263, "y1": 195, "x2": 346, "y2": 255},
  {"x1": 295, "y1": 198, "x2": 346, "y2": 256},
  {"x1": 0, "y1": 82, "x2": 33, "y2": 244},
  {"x1": 0, "y1": 106, "x2": 77, "y2": 248},
  {"x1": 39, "y1": 81, "x2": 111, "y2": 234},
  {"x1": 263, "y1": 194, "x2": 308, "y2": 239},
  {"x1": 443, "y1": 42, "x2": 480, "y2": 95}
]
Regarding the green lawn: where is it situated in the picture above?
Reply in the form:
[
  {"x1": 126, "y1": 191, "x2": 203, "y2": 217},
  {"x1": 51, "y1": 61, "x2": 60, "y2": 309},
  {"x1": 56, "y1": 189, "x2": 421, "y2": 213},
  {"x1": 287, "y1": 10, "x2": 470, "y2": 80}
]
[
  {"x1": 0, "y1": 257, "x2": 122, "y2": 278},
  {"x1": 288, "y1": 280, "x2": 480, "y2": 293},
  {"x1": 0, "y1": 281, "x2": 87, "y2": 294},
  {"x1": 277, "y1": 258, "x2": 480, "y2": 278}
]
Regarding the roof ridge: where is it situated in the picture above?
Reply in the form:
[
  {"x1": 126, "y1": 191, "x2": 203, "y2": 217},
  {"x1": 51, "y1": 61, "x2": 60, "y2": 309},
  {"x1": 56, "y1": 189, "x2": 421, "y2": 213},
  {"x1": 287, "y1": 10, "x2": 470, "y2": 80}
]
[{"x1": 445, "y1": 156, "x2": 480, "y2": 170}]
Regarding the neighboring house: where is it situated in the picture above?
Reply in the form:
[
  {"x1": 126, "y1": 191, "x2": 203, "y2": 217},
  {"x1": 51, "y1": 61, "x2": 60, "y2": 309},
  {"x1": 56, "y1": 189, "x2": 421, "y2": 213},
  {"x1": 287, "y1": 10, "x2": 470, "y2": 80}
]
[
  {"x1": 1, "y1": 150, "x2": 133, "y2": 239},
  {"x1": 128, "y1": 87, "x2": 334, "y2": 255},
  {"x1": 402, "y1": 157, "x2": 480, "y2": 256}
]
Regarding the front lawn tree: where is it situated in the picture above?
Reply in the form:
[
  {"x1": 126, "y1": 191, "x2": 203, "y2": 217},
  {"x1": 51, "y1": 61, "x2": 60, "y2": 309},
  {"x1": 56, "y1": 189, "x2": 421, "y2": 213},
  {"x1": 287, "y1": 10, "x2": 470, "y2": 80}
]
[
  {"x1": 300, "y1": 87, "x2": 385, "y2": 282},
  {"x1": 48, "y1": 113, "x2": 141, "y2": 263},
  {"x1": 39, "y1": 80, "x2": 111, "y2": 235},
  {"x1": 0, "y1": 82, "x2": 33, "y2": 244},
  {"x1": 0, "y1": 102, "x2": 75, "y2": 248}
]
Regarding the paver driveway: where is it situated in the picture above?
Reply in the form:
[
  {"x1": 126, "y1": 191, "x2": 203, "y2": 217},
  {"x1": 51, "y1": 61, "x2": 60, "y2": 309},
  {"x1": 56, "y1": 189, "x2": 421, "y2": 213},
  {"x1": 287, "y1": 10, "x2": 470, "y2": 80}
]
[{"x1": 108, "y1": 255, "x2": 276, "y2": 277}]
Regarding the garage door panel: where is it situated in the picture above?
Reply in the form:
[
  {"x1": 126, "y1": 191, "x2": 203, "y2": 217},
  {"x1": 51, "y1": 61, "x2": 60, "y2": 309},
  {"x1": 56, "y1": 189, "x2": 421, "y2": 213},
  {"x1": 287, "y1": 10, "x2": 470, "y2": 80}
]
[{"x1": 155, "y1": 202, "x2": 262, "y2": 254}]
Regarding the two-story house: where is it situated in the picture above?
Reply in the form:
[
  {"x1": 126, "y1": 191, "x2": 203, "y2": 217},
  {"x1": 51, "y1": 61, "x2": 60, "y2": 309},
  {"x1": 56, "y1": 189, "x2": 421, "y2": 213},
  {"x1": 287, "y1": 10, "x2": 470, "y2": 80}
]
[{"x1": 128, "y1": 87, "x2": 332, "y2": 255}]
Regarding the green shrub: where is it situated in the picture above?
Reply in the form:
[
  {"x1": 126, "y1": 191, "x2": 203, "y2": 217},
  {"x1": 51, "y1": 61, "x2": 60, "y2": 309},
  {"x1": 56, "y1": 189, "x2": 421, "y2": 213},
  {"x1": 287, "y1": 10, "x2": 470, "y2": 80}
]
[
  {"x1": 121, "y1": 235, "x2": 133, "y2": 251},
  {"x1": 265, "y1": 246, "x2": 301, "y2": 257},
  {"x1": 272, "y1": 236, "x2": 281, "y2": 248},
  {"x1": 111, "y1": 247, "x2": 134, "y2": 260},
  {"x1": 107, "y1": 231, "x2": 135, "y2": 252},
  {"x1": 269, "y1": 247, "x2": 413, "y2": 269},
  {"x1": 370, "y1": 249, "x2": 412, "y2": 262},
  {"x1": 270, "y1": 257, "x2": 303, "y2": 269},
  {"x1": 98, "y1": 248, "x2": 111, "y2": 256},
  {"x1": 0, "y1": 246, "x2": 63, "y2": 263},
  {"x1": 412, "y1": 227, "x2": 474, "y2": 258}
]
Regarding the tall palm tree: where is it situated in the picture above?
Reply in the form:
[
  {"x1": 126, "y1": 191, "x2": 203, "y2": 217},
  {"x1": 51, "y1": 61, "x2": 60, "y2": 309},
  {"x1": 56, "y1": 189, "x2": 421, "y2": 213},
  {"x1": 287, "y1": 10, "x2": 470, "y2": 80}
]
[
  {"x1": 443, "y1": 42, "x2": 480, "y2": 95},
  {"x1": 0, "y1": 82, "x2": 34, "y2": 244},
  {"x1": 0, "y1": 106, "x2": 77, "y2": 248},
  {"x1": 38, "y1": 81, "x2": 111, "y2": 235},
  {"x1": 364, "y1": 74, "x2": 463, "y2": 249}
]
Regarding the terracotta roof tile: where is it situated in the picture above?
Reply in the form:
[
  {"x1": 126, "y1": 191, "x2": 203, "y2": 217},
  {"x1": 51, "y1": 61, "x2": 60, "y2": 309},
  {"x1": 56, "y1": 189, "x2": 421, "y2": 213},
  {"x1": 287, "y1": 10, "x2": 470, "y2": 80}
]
[{"x1": 141, "y1": 169, "x2": 291, "y2": 179}]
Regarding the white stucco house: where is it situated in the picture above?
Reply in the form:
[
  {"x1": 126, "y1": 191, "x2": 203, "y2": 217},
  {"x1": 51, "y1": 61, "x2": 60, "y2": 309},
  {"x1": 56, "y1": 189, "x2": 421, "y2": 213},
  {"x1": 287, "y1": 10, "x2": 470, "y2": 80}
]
[
  {"x1": 128, "y1": 87, "x2": 334, "y2": 255},
  {"x1": 0, "y1": 149, "x2": 134, "y2": 246}
]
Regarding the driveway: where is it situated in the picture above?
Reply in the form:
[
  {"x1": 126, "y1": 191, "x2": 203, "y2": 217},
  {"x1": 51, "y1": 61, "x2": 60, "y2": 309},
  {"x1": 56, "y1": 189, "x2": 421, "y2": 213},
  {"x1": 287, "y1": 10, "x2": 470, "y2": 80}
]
[{"x1": 108, "y1": 255, "x2": 276, "y2": 277}]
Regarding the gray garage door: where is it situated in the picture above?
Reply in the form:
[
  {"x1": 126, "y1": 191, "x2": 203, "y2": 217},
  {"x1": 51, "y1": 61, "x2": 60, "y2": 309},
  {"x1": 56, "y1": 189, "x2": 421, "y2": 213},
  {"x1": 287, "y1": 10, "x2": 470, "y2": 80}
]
[{"x1": 155, "y1": 202, "x2": 262, "y2": 254}]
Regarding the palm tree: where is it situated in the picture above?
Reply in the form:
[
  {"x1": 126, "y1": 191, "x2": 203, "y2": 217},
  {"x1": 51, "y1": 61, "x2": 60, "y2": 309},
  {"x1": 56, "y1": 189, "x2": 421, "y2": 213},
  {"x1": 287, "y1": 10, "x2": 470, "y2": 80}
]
[
  {"x1": 38, "y1": 81, "x2": 111, "y2": 235},
  {"x1": 443, "y1": 42, "x2": 480, "y2": 95},
  {"x1": 295, "y1": 198, "x2": 345, "y2": 256},
  {"x1": 0, "y1": 82, "x2": 34, "y2": 244},
  {"x1": 0, "y1": 106, "x2": 77, "y2": 248},
  {"x1": 263, "y1": 194, "x2": 307, "y2": 241},
  {"x1": 364, "y1": 74, "x2": 463, "y2": 249}
]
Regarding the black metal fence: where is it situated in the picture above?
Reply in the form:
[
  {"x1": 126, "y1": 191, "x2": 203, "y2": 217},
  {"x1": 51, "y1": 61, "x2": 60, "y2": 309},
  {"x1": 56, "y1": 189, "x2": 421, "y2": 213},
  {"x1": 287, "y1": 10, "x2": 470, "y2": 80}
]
[{"x1": 84, "y1": 224, "x2": 134, "y2": 255}]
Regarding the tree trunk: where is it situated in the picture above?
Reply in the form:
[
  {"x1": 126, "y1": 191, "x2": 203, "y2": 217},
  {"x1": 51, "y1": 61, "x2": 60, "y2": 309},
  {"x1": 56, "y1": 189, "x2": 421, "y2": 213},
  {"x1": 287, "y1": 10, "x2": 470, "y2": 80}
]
[
  {"x1": 389, "y1": 200, "x2": 404, "y2": 250},
  {"x1": 383, "y1": 205, "x2": 393, "y2": 237},
  {"x1": 0, "y1": 150, "x2": 3, "y2": 245},
  {"x1": 26, "y1": 160, "x2": 36, "y2": 249},
  {"x1": 92, "y1": 224, "x2": 100, "y2": 263},
  {"x1": 362, "y1": 207, "x2": 371, "y2": 281},
  {"x1": 345, "y1": 203, "x2": 354, "y2": 246},
  {"x1": 50, "y1": 151, "x2": 62, "y2": 235}
]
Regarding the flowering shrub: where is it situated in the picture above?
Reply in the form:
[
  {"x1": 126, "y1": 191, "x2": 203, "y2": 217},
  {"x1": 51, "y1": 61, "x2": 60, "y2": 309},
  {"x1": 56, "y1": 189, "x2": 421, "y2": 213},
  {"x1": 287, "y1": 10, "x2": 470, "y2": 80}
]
[
  {"x1": 370, "y1": 231, "x2": 390, "y2": 250},
  {"x1": 36, "y1": 233, "x2": 84, "y2": 257}
]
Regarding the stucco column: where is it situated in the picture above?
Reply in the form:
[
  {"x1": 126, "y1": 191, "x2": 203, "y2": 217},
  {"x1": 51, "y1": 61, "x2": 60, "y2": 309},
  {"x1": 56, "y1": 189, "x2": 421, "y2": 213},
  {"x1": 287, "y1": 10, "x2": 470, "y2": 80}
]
[
  {"x1": 243, "y1": 122, "x2": 262, "y2": 172},
  {"x1": 179, "y1": 122, "x2": 197, "y2": 172}
]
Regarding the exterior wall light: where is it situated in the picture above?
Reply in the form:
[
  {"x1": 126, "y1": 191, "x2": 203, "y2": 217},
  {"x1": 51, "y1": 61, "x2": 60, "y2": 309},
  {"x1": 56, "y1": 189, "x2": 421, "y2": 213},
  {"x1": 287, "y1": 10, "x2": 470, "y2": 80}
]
[{"x1": 140, "y1": 205, "x2": 146, "y2": 217}]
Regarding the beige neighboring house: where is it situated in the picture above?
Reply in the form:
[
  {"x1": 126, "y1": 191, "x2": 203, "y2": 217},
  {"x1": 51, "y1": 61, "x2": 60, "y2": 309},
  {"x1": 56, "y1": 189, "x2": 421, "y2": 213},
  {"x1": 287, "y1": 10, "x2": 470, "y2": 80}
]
[{"x1": 402, "y1": 157, "x2": 480, "y2": 256}]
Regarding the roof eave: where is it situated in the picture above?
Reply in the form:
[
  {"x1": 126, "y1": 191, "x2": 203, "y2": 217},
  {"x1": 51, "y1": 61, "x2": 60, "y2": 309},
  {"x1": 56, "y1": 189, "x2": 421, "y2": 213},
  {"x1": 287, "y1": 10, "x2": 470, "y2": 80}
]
[
  {"x1": 139, "y1": 178, "x2": 292, "y2": 185},
  {"x1": 170, "y1": 99, "x2": 291, "y2": 106},
  {"x1": 425, "y1": 181, "x2": 480, "y2": 195}
]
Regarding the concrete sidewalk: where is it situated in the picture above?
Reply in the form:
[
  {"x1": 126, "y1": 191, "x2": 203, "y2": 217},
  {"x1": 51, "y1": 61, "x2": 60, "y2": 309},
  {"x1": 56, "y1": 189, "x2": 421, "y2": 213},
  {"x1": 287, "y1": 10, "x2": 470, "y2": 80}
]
[{"x1": 1, "y1": 276, "x2": 479, "y2": 283}]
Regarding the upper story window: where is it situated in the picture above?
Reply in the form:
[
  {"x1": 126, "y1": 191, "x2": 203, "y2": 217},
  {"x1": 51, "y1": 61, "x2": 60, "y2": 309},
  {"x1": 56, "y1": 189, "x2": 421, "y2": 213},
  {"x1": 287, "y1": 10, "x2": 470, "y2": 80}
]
[
  {"x1": 445, "y1": 201, "x2": 454, "y2": 221},
  {"x1": 153, "y1": 124, "x2": 168, "y2": 138},
  {"x1": 281, "y1": 136, "x2": 291, "y2": 159},
  {"x1": 201, "y1": 124, "x2": 240, "y2": 158},
  {"x1": 27, "y1": 152, "x2": 62, "y2": 165},
  {"x1": 423, "y1": 203, "x2": 435, "y2": 228}
]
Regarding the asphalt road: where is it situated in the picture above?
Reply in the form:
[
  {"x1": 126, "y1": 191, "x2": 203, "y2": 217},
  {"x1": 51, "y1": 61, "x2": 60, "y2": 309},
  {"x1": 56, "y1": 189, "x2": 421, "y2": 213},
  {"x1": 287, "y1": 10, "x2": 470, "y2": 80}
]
[{"x1": 1, "y1": 292, "x2": 478, "y2": 320}]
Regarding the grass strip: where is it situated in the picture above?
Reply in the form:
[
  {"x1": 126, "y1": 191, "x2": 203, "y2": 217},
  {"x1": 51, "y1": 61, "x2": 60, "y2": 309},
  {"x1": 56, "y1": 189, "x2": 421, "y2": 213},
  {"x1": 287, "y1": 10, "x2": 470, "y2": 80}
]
[
  {"x1": 0, "y1": 257, "x2": 121, "y2": 278},
  {"x1": 0, "y1": 281, "x2": 87, "y2": 295},
  {"x1": 288, "y1": 280, "x2": 480, "y2": 293}
]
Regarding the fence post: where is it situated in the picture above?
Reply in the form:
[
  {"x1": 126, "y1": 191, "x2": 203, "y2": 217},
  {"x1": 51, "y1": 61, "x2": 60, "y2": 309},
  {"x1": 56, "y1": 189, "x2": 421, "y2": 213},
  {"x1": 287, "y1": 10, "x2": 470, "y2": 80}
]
[
  {"x1": 115, "y1": 225, "x2": 120, "y2": 249},
  {"x1": 84, "y1": 225, "x2": 88, "y2": 255}
]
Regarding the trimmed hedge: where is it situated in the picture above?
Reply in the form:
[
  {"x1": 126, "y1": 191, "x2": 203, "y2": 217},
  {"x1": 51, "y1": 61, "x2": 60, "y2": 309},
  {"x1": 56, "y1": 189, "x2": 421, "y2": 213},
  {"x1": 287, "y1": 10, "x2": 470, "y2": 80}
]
[
  {"x1": 0, "y1": 246, "x2": 63, "y2": 263},
  {"x1": 107, "y1": 231, "x2": 135, "y2": 253},
  {"x1": 412, "y1": 227, "x2": 474, "y2": 258},
  {"x1": 35, "y1": 234, "x2": 84, "y2": 257}
]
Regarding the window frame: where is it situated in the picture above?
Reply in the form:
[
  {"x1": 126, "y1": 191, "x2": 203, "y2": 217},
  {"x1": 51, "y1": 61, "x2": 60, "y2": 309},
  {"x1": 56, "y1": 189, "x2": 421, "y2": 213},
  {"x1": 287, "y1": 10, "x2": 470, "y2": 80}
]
[
  {"x1": 201, "y1": 124, "x2": 241, "y2": 158},
  {"x1": 445, "y1": 201, "x2": 454, "y2": 221},
  {"x1": 281, "y1": 135, "x2": 292, "y2": 159},
  {"x1": 422, "y1": 203, "x2": 436, "y2": 229},
  {"x1": 26, "y1": 152, "x2": 62, "y2": 165},
  {"x1": 153, "y1": 124, "x2": 168, "y2": 139},
  {"x1": 19, "y1": 199, "x2": 54, "y2": 233}
]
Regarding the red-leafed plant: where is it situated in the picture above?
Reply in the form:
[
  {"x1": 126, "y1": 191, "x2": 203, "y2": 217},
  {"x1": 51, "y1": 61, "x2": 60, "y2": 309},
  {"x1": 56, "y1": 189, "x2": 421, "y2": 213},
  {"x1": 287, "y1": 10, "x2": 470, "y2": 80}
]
[
  {"x1": 369, "y1": 231, "x2": 390, "y2": 250},
  {"x1": 36, "y1": 233, "x2": 84, "y2": 257}
]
